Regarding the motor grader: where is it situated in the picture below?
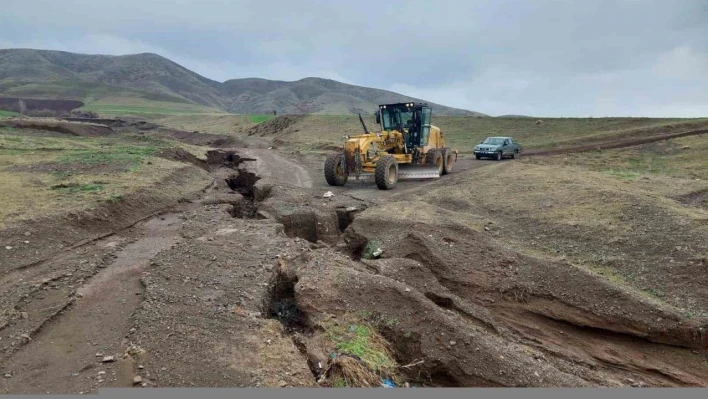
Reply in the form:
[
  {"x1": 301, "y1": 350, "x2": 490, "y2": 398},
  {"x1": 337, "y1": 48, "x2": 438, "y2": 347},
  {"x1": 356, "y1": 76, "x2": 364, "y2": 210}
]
[{"x1": 324, "y1": 102, "x2": 456, "y2": 190}]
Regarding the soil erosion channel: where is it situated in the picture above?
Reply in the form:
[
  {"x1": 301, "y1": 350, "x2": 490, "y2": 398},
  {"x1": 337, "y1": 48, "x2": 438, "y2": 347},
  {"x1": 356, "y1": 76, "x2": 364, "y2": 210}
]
[{"x1": 0, "y1": 135, "x2": 707, "y2": 392}]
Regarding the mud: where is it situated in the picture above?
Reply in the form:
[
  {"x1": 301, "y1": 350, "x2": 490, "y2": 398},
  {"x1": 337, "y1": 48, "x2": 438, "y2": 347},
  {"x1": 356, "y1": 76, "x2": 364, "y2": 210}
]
[{"x1": 2, "y1": 123, "x2": 708, "y2": 392}]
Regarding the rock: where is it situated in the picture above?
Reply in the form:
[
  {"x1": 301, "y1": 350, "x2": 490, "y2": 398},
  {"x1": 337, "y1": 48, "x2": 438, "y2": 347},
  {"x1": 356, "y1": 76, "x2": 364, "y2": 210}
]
[
  {"x1": 345, "y1": 206, "x2": 358, "y2": 212},
  {"x1": 484, "y1": 226, "x2": 490, "y2": 231},
  {"x1": 24, "y1": 232, "x2": 31, "y2": 236},
  {"x1": 5, "y1": 246, "x2": 12, "y2": 250},
  {"x1": 98, "y1": 371, "x2": 106, "y2": 376},
  {"x1": 20, "y1": 312, "x2": 28, "y2": 320},
  {"x1": 20, "y1": 333, "x2": 31, "y2": 341},
  {"x1": 102, "y1": 356, "x2": 115, "y2": 363},
  {"x1": 450, "y1": 341, "x2": 456, "y2": 345},
  {"x1": 4, "y1": 373, "x2": 11, "y2": 378},
  {"x1": 133, "y1": 376, "x2": 142, "y2": 385},
  {"x1": 278, "y1": 380, "x2": 287, "y2": 387},
  {"x1": 24, "y1": 241, "x2": 30, "y2": 244},
  {"x1": 138, "y1": 365, "x2": 144, "y2": 370},
  {"x1": 96, "y1": 353, "x2": 103, "y2": 357},
  {"x1": 323, "y1": 191, "x2": 334, "y2": 199},
  {"x1": 405, "y1": 288, "x2": 411, "y2": 292}
]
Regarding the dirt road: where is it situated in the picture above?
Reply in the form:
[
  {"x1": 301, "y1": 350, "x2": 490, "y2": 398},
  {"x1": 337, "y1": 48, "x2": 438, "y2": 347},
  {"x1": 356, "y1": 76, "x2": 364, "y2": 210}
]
[
  {"x1": 0, "y1": 146, "x2": 317, "y2": 393},
  {"x1": 1, "y1": 128, "x2": 707, "y2": 392}
]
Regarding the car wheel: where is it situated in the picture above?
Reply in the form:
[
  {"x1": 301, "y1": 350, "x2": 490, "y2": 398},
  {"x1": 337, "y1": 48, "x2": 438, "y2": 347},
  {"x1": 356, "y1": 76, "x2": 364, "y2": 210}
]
[{"x1": 496, "y1": 151, "x2": 502, "y2": 161}]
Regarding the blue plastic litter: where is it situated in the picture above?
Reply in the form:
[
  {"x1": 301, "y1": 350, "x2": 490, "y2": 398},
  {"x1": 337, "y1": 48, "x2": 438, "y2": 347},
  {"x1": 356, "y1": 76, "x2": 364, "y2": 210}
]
[{"x1": 382, "y1": 379, "x2": 396, "y2": 388}]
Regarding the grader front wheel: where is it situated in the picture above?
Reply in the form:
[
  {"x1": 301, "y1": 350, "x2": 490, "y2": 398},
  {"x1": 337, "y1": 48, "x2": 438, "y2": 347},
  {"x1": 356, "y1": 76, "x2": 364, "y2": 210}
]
[
  {"x1": 324, "y1": 153, "x2": 348, "y2": 186},
  {"x1": 425, "y1": 149, "x2": 444, "y2": 176},
  {"x1": 442, "y1": 148, "x2": 454, "y2": 175},
  {"x1": 375, "y1": 155, "x2": 398, "y2": 190}
]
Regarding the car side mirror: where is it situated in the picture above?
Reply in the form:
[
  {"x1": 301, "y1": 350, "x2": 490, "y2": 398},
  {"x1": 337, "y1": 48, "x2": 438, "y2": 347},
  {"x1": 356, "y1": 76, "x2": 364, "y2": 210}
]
[{"x1": 375, "y1": 110, "x2": 381, "y2": 124}]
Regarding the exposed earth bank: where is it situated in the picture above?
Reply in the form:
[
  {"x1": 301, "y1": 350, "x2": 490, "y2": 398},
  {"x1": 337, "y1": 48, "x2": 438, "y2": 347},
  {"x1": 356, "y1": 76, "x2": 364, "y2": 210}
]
[{"x1": 0, "y1": 126, "x2": 707, "y2": 393}]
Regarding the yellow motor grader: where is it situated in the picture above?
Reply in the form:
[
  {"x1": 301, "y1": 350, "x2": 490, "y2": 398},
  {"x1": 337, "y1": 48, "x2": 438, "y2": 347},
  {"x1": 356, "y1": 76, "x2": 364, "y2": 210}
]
[{"x1": 324, "y1": 102, "x2": 456, "y2": 190}]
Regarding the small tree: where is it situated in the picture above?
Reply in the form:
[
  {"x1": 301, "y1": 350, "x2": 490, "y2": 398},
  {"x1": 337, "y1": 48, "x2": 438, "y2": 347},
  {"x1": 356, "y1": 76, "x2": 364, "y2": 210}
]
[
  {"x1": 273, "y1": 110, "x2": 277, "y2": 116},
  {"x1": 18, "y1": 99, "x2": 26, "y2": 115}
]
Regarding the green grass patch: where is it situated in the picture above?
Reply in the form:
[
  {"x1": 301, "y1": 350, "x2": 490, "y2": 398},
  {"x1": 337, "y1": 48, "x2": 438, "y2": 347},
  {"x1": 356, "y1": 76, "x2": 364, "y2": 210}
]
[
  {"x1": 51, "y1": 182, "x2": 105, "y2": 193},
  {"x1": 0, "y1": 110, "x2": 19, "y2": 118},
  {"x1": 250, "y1": 114, "x2": 276, "y2": 124},
  {"x1": 328, "y1": 323, "x2": 397, "y2": 373},
  {"x1": 332, "y1": 377, "x2": 348, "y2": 388}
]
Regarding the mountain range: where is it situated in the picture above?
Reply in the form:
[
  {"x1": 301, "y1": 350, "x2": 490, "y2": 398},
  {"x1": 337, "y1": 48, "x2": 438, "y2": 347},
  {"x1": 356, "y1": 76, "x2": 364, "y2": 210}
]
[{"x1": 0, "y1": 49, "x2": 485, "y2": 116}]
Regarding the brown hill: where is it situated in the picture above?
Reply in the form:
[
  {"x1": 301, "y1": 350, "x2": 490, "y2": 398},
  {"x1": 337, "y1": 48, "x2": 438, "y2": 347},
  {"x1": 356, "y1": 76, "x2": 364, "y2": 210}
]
[{"x1": 0, "y1": 49, "x2": 485, "y2": 116}]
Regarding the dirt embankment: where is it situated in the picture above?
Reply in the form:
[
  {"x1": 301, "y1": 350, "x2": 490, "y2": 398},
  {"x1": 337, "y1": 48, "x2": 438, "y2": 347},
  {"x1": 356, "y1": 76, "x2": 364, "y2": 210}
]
[
  {"x1": 246, "y1": 115, "x2": 306, "y2": 138},
  {"x1": 145, "y1": 127, "x2": 268, "y2": 148},
  {"x1": 526, "y1": 127, "x2": 708, "y2": 156},
  {"x1": 0, "y1": 119, "x2": 115, "y2": 137},
  {"x1": 2, "y1": 132, "x2": 708, "y2": 392},
  {"x1": 0, "y1": 165, "x2": 211, "y2": 273}
]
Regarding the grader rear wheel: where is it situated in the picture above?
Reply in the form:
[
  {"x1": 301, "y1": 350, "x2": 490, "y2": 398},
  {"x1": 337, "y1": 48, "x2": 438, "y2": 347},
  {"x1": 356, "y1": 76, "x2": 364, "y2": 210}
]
[
  {"x1": 375, "y1": 155, "x2": 398, "y2": 190},
  {"x1": 324, "y1": 153, "x2": 348, "y2": 186}
]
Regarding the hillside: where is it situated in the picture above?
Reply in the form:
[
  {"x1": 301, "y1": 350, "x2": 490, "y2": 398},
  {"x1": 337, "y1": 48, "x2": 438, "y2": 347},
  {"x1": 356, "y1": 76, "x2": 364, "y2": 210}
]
[{"x1": 0, "y1": 49, "x2": 483, "y2": 117}]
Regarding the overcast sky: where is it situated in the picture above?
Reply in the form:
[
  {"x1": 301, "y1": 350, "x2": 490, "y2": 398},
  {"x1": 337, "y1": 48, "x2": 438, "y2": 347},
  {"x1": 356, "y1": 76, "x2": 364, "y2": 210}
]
[{"x1": 1, "y1": 0, "x2": 707, "y2": 117}]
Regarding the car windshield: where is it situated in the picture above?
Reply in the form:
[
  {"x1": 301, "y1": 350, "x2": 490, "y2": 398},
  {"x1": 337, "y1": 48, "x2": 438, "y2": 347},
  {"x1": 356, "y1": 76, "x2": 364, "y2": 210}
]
[{"x1": 482, "y1": 138, "x2": 504, "y2": 145}]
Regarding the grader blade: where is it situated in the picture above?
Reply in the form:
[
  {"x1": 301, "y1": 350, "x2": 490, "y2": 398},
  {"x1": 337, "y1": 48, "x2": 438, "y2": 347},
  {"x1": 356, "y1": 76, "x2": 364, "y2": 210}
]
[{"x1": 397, "y1": 164, "x2": 442, "y2": 179}]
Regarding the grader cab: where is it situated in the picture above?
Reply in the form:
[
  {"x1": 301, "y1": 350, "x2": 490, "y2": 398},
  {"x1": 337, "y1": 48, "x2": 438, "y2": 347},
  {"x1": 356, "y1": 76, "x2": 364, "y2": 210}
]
[{"x1": 324, "y1": 102, "x2": 456, "y2": 190}]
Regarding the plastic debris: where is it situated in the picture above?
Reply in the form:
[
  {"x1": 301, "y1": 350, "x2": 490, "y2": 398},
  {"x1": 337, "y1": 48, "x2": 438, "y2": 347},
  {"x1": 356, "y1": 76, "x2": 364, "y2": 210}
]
[
  {"x1": 382, "y1": 379, "x2": 396, "y2": 388},
  {"x1": 323, "y1": 191, "x2": 335, "y2": 199}
]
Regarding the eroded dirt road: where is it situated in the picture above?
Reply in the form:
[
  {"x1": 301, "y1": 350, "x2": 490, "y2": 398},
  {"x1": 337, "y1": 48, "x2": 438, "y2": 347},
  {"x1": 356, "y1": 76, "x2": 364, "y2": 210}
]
[{"x1": 1, "y1": 133, "x2": 707, "y2": 392}]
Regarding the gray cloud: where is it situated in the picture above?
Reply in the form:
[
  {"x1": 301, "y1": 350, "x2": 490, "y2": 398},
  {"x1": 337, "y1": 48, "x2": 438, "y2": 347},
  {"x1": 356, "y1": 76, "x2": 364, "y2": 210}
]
[{"x1": 1, "y1": 0, "x2": 707, "y2": 116}]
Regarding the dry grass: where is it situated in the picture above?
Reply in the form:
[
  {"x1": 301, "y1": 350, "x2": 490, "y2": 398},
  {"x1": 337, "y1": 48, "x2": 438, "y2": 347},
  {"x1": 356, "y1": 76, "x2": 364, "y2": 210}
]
[
  {"x1": 420, "y1": 160, "x2": 708, "y2": 314},
  {"x1": 0, "y1": 127, "x2": 209, "y2": 226},
  {"x1": 156, "y1": 114, "x2": 259, "y2": 136},
  {"x1": 0, "y1": 157, "x2": 189, "y2": 226},
  {"x1": 324, "y1": 356, "x2": 383, "y2": 388},
  {"x1": 524, "y1": 134, "x2": 708, "y2": 181},
  {"x1": 228, "y1": 114, "x2": 708, "y2": 155},
  {"x1": 315, "y1": 314, "x2": 402, "y2": 387}
]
